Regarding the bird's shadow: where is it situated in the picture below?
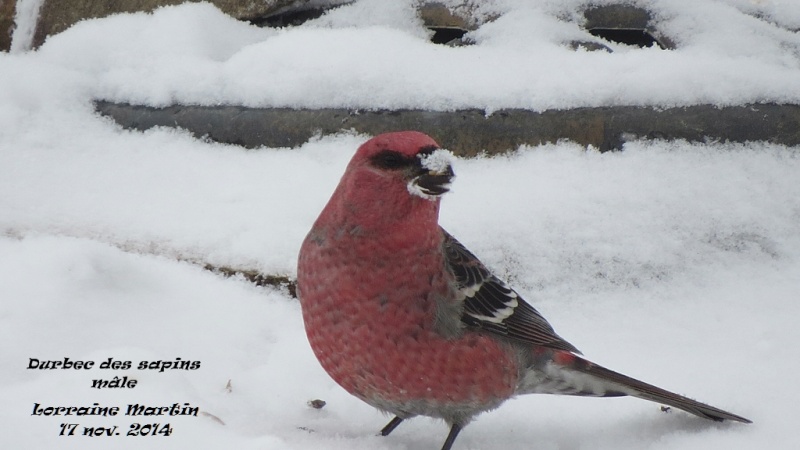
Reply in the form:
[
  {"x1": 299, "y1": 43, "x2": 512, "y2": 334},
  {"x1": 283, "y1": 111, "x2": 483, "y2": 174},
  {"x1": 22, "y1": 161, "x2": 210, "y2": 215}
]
[
  {"x1": 388, "y1": 407, "x2": 744, "y2": 450},
  {"x1": 294, "y1": 403, "x2": 747, "y2": 449}
]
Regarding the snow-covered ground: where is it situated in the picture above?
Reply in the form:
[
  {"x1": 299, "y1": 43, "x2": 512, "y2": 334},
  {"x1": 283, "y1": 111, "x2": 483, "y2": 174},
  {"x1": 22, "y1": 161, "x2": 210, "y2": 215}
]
[{"x1": 1, "y1": 1, "x2": 799, "y2": 449}]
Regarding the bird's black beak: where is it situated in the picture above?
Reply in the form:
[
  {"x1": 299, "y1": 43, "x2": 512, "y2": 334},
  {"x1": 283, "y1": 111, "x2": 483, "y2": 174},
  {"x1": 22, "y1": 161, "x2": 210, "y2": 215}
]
[
  {"x1": 413, "y1": 165, "x2": 455, "y2": 197},
  {"x1": 407, "y1": 148, "x2": 455, "y2": 199}
]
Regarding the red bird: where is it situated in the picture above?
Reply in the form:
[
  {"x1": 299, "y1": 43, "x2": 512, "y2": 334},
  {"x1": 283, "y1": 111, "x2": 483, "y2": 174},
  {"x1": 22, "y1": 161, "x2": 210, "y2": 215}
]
[{"x1": 296, "y1": 131, "x2": 750, "y2": 450}]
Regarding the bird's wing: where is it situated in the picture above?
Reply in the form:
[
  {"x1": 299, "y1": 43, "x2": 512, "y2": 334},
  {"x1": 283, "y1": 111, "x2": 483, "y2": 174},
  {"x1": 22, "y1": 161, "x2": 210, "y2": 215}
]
[{"x1": 442, "y1": 229, "x2": 581, "y2": 354}]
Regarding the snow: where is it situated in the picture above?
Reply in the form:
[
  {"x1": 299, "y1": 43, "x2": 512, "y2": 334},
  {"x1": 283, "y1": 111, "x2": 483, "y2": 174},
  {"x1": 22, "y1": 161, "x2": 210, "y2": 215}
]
[
  {"x1": 13, "y1": 0, "x2": 800, "y2": 110},
  {"x1": 419, "y1": 149, "x2": 455, "y2": 173},
  {"x1": 9, "y1": 0, "x2": 45, "y2": 53},
  {"x1": 1, "y1": 1, "x2": 799, "y2": 449}
]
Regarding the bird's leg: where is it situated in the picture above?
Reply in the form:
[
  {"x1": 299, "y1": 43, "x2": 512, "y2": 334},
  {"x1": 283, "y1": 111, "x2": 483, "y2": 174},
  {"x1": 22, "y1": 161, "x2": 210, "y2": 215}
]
[
  {"x1": 379, "y1": 416, "x2": 404, "y2": 436},
  {"x1": 440, "y1": 423, "x2": 463, "y2": 450}
]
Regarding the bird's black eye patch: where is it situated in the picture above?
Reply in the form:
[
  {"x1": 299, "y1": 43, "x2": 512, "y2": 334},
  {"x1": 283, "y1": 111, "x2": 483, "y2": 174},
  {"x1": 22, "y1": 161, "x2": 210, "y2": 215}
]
[
  {"x1": 370, "y1": 150, "x2": 414, "y2": 170},
  {"x1": 417, "y1": 145, "x2": 440, "y2": 157}
]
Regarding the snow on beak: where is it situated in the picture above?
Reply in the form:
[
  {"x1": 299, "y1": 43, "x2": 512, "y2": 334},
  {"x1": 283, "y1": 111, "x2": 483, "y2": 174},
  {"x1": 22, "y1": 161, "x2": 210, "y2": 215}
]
[{"x1": 408, "y1": 148, "x2": 456, "y2": 200}]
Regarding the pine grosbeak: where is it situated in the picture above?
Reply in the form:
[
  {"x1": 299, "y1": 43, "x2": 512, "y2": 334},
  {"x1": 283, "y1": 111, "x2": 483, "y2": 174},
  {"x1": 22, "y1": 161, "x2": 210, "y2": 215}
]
[{"x1": 297, "y1": 131, "x2": 750, "y2": 450}]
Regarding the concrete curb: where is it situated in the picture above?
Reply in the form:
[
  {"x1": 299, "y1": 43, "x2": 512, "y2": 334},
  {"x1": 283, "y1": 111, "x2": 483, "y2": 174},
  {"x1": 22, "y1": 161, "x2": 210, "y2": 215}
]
[{"x1": 95, "y1": 101, "x2": 800, "y2": 155}]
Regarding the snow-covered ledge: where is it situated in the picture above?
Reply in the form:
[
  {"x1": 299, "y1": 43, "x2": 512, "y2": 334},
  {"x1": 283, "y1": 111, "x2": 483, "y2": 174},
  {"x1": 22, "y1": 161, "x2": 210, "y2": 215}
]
[{"x1": 95, "y1": 101, "x2": 800, "y2": 154}]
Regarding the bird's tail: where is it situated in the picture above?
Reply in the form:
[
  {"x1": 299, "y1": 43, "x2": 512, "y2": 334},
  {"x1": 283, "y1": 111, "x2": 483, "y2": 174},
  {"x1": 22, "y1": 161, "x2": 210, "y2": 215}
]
[{"x1": 527, "y1": 349, "x2": 752, "y2": 423}]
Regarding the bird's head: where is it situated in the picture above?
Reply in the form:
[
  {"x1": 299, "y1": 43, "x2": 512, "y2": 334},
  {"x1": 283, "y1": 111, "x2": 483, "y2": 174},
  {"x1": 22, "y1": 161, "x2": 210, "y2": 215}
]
[
  {"x1": 317, "y1": 131, "x2": 456, "y2": 234},
  {"x1": 346, "y1": 131, "x2": 456, "y2": 201}
]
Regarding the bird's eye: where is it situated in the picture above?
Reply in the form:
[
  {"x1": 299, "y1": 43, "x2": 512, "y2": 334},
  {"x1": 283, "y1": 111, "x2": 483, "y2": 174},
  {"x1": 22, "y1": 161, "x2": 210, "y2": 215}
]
[{"x1": 371, "y1": 150, "x2": 411, "y2": 170}]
